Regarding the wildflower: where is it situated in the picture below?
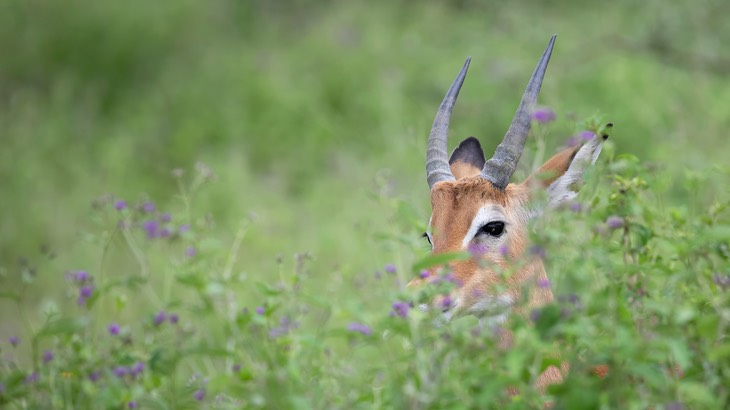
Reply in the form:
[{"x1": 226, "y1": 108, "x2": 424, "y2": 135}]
[
  {"x1": 468, "y1": 242, "x2": 488, "y2": 257},
  {"x1": 384, "y1": 264, "x2": 396, "y2": 274},
  {"x1": 43, "y1": 350, "x2": 54, "y2": 363},
  {"x1": 159, "y1": 228, "x2": 172, "y2": 238},
  {"x1": 438, "y1": 294, "x2": 452, "y2": 311},
  {"x1": 9, "y1": 336, "x2": 19, "y2": 347},
  {"x1": 128, "y1": 401, "x2": 138, "y2": 409},
  {"x1": 160, "y1": 213, "x2": 172, "y2": 223},
  {"x1": 169, "y1": 313, "x2": 179, "y2": 324},
  {"x1": 529, "y1": 309, "x2": 541, "y2": 322},
  {"x1": 392, "y1": 301, "x2": 410, "y2": 318},
  {"x1": 179, "y1": 224, "x2": 191, "y2": 234},
  {"x1": 154, "y1": 311, "x2": 167, "y2": 326},
  {"x1": 78, "y1": 286, "x2": 94, "y2": 305},
  {"x1": 89, "y1": 371, "x2": 101, "y2": 382},
  {"x1": 419, "y1": 270, "x2": 430, "y2": 279},
  {"x1": 498, "y1": 245, "x2": 510, "y2": 257},
  {"x1": 142, "y1": 220, "x2": 159, "y2": 238},
  {"x1": 131, "y1": 362, "x2": 145, "y2": 377},
  {"x1": 185, "y1": 246, "x2": 197, "y2": 257},
  {"x1": 532, "y1": 107, "x2": 556, "y2": 123},
  {"x1": 108, "y1": 323, "x2": 120, "y2": 336},
  {"x1": 255, "y1": 306, "x2": 265, "y2": 315},
  {"x1": 580, "y1": 130, "x2": 595, "y2": 141},
  {"x1": 25, "y1": 372, "x2": 39, "y2": 383},
  {"x1": 537, "y1": 278, "x2": 551, "y2": 289},
  {"x1": 529, "y1": 245, "x2": 546, "y2": 259},
  {"x1": 606, "y1": 216, "x2": 625, "y2": 230},
  {"x1": 113, "y1": 366, "x2": 128, "y2": 378},
  {"x1": 142, "y1": 202, "x2": 156, "y2": 213},
  {"x1": 347, "y1": 322, "x2": 372, "y2": 336},
  {"x1": 569, "y1": 202, "x2": 582, "y2": 213},
  {"x1": 75, "y1": 270, "x2": 89, "y2": 282},
  {"x1": 194, "y1": 388, "x2": 206, "y2": 401},
  {"x1": 115, "y1": 200, "x2": 127, "y2": 211}
]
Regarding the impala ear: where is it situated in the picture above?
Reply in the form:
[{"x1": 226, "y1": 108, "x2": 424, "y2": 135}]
[
  {"x1": 524, "y1": 132, "x2": 608, "y2": 207},
  {"x1": 449, "y1": 137, "x2": 485, "y2": 180}
]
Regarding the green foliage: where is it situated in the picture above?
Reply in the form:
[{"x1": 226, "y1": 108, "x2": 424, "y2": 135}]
[{"x1": 1, "y1": 0, "x2": 730, "y2": 409}]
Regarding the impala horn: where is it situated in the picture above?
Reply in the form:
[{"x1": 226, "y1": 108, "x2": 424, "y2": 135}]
[
  {"x1": 426, "y1": 57, "x2": 471, "y2": 190},
  {"x1": 481, "y1": 35, "x2": 556, "y2": 190}
]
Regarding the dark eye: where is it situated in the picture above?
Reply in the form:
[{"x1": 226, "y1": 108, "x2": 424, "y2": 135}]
[
  {"x1": 479, "y1": 221, "x2": 505, "y2": 237},
  {"x1": 421, "y1": 232, "x2": 432, "y2": 245}
]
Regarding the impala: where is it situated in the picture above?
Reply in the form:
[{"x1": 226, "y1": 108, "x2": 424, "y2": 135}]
[{"x1": 410, "y1": 35, "x2": 608, "y2": 387}]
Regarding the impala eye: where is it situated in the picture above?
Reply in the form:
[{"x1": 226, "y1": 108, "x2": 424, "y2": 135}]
[
  {"x1": 479, "y1": 221, "x2": 505, "y2": 237},
  {"x1": 421, "y1": 232, "x2": 432, "y2": 245}
]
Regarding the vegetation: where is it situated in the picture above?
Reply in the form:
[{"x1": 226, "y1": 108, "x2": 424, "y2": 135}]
[{"x1": 1, "y1": 0, "x2": 728, "y2": 408}]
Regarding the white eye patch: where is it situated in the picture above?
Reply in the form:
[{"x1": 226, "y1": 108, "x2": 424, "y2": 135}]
[{"x1": 462, "y1": 206, "x2": 506, "y2": 248}]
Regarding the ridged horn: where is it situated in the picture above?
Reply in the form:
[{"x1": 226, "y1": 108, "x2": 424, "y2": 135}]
[
  {"x1": 481, "y1": 35, "x2": 556, "y2": 190},
  {"x1": 426, "y1": 57, "x2": 471, "y2": 190}
]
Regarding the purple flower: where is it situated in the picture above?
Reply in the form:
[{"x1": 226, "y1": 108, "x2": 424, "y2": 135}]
[
  {"x1": 25, "y1": 372, "x2": 39, "y2": 384},
  {"x1": 115, "y1": 200, "x2": 127, "y2": 211},
  {"x1": 580, "y1": 130, "x2": 595, "y2": 141},
  {"x1": 384, "y1": 264, "x2": 396, "y2": 274},
  {"x1": 179, "y1": 224, "x2": 191, "y2": 234},
  {"x1": 160, "y1": 213, "x2": 172, "y2": 223},
  {"x1": 89, "y1": 371, "x2": 101, "y2": 382},
  {"x1": 154, "y1": 311, "x2": 167, "y2": 326},
  {"x1": 419, "y1": 270, "x2": 430, "y2": 279},
  {"x1": 569, "y1": 202, "x2": 582, "y2": 213},
  {"x1": 75, "y1": 270, "x2": 89, "y2": 282},
  {"x1": 42, "y1": 350, "x2": 54, "y2": 363},
  {"x1": 468, "y1": 242, "x2": 488, "y2": 257},
  {"x1": 108, "y1": 323, "x2": 120, "y2": 336},
  {"x1": 9, "y1": 336, "x2": 19, "y2": 347},
  {"x1": 128, "y1": 401, "x2": 138, "y2": 409},
  {"x1": 529, "y1": 309, "x2": 542, "y2": 322},
  {"x1": 142, "y1": 220, "x2": 159, "y2": 238},
  {"x1": 529, "y1": 245, "x2": 546, "y2": 259},
  {"x1": 255, "y1": 306, "x2": 265, "y2": 315},
  {"x1": 80, "y1": 286, "x2": 94, "y2": 298},
  {"x1": 113, "y1": 366, "x2": 128, "y2": 378},
  {"x1": 159, "y1": 228, "x2": 172, "y2": 238},
  {"x1": 142, "y1": 202, "x2": 156, "y2": 213},
  {"x1": 131, "y1": 362, "x2": 145, "y2": 377},
  {"x1": 392, "y1": 301, "x2": 410, "y2": 318},
  {"x1": 606, "y1": 216, "x2": 624, "y2": 230},
  {"x1": 185, "y1": 246, "x2": 197, "y2": 257},
  {"x1": 169, "y1": 313, "x2": 179, "y2": 324},
  {"x1": 347, "y1": 322, "x2": 372, "y2": 336},
  {"x1": 537, "y1": 278, "x2": 551, "y2": 289},
  {"x1": 194, "y1": 388, "x2": 206, "y2": 401},
  {"x1": 498, "y1": 245, "x2": 510, "y2": 257},
  {"x1": 532, "y1": 107, "x2": 556, "y2": 123},
  {"x1": 438, "y1": 294, "x2": 452, "y2": 310}
]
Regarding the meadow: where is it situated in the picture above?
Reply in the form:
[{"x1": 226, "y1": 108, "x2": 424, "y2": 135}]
[{"x1": 1, "y1": 0, "x2": 729, "y2": 408}]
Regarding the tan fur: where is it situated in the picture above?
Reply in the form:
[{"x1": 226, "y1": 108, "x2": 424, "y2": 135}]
[{"x1": 410, "y1": 146, "x2": 588, "y2": 390}]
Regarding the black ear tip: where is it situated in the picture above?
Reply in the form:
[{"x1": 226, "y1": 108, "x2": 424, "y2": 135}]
[
  {"x1": 602, "y1": 134, "x2": 609, "y2": 140},
  {"x1": 606, "y1": 122, "x2": 614, "y2": 128},
  {"x1": 460, "y1": 136, "x2": 482, "y2": 148}
]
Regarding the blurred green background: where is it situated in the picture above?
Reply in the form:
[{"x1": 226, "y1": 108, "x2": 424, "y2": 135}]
[{"x1": 1, "y1": 0, "x2": 729, "y2": 334}]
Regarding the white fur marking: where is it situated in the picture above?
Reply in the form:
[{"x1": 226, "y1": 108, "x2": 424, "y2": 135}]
[
  {"x1": 547, "y1": 137, "x2": 604, "y2": 208},
  {"x1": 461, "y1": 206, "x2": 505, "y2": 248}
]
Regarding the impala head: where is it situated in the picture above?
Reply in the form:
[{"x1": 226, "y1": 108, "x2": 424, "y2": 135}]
[{"x1": 415, "y1": 35, "x2": 608, "y2": 323}]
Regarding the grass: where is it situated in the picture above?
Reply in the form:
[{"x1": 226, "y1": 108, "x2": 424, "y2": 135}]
[{"x1": 1, "y1": 0, "x2": 729, "y2": 408}]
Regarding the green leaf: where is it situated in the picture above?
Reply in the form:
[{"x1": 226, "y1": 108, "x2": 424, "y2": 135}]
[{"x1": 411, "y1": 252, "x2": 470, "y2": 273}]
